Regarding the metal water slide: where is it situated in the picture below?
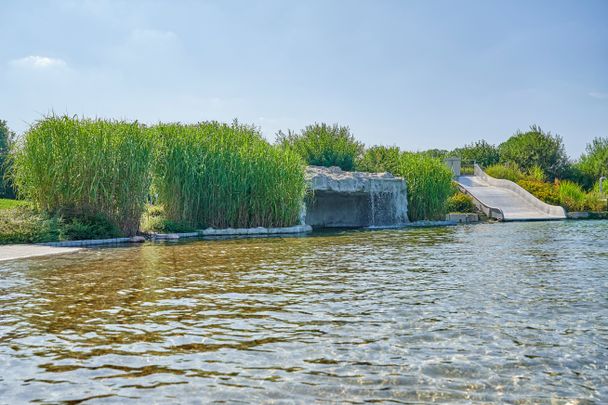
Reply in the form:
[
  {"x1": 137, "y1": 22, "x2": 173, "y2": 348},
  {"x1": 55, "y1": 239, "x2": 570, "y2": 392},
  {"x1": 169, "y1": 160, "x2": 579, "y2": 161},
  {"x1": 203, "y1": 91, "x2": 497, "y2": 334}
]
[{"x1": 454, "y1": 164, "x2": 566, "y2": 221}]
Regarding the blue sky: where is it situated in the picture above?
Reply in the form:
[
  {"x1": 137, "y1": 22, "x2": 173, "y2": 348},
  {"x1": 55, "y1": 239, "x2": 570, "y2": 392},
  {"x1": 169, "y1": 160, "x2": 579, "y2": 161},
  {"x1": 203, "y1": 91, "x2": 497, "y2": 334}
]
[{"x1": 1, "y1": 0, "x2": 606, "y2": 158}]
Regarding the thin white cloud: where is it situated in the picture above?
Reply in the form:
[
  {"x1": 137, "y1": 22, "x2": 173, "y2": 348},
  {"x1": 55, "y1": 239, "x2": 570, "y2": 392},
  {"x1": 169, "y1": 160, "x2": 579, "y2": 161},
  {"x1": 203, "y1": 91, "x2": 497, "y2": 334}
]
[
  {"x1": 9, "y1": 55, "x2": 67, "y2": 69},
  {"x1": 588, "y1": 91, "x2": 608, "y2": 100}
]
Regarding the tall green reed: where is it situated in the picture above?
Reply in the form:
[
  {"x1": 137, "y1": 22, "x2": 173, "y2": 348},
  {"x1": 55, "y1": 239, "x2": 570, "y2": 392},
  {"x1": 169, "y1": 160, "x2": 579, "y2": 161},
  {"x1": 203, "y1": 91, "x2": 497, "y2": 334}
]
[
  {"x1": 356, "y1": 146, "x2": 453, "y2": 221},
  {"x1": 152, "y1": 121, "x2": 306, "y2": 229},
  {"x1": 398, "y1": 152, "x2": 454, "y2": 221},
  {"x1": 12, "y1": 115, "x2": 153, "y2": 236}
]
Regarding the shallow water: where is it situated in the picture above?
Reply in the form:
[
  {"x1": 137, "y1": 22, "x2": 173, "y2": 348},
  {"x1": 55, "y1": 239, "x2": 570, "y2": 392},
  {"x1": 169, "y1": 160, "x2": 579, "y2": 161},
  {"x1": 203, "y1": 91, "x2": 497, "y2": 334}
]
[{"x1": 1, "y1": 221, "x2": 607, "y2": 403}]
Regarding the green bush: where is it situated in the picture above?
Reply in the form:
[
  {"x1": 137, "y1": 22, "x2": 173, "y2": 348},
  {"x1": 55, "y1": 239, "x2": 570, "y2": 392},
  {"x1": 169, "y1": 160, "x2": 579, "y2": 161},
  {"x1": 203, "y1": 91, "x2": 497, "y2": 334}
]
[
  {"x1": 140, "y1": 204, "x2": 195, "y2": 233},
  {"x1": 558, "y1": 180, "x2": 586, "y2": 212},
  {"x1": 152, "y1": 121, "x2": 306, "y2": 229},
  {"x1": 418, "y1": 149, "x2": 450, "y2": 160},
  {"x1": 517, "y1": 179, "x2": 560, "y2": 205},
  {"x1": 451, "y1": 139, "x2": 499, "y2": 167},
  {"x1": 576, "y1": 137, "x2": 608, "y2": 188},
  {"x1": 59, "y1": 213, "x2": 120, "y2": 241},
  {"x1": 0, "y1": 207, "x2": 119, "y2": 244},
  {"x1": 12, "y1": 115, "x2": 154, "y2": 236},
  {"x1": 583, "y1": 192, "x2": 606, "y2": 212},
  {"x1": 276, "y1": 123, "x2": 363, "y2": 171},
  {"x1": 485, "y1": 163, "x2": 525, "y2": 182},
  {"x1": 498, "y1": 125, "x2": 569, "y2": 179},
  {"x1": 356, "y1": 145, "x2": 402, "y2": 174},
  {"x1": 0, "y1": 207, "x2": 60, "y2": 243},
  {"x1": 398, "y1": 153, "x2": 454, "y2": 221},
  {"x1": 527, "y1": 165, "x2": 546, "y2": 182},
  {"x1": 446, "y1": 192, "x2": 477, "y2": 213}
]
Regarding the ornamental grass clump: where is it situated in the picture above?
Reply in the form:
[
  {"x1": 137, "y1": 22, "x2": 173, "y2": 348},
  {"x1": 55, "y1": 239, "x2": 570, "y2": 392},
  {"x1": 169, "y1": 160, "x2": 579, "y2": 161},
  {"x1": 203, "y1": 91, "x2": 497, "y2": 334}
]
[
  {"x1": 446, "y1": 192, "x2": 477, "y2": 213},
  {"x1": 558, "y1": 180, "x2": 586, "y2": 212},
  {"x1": 152, "y1": 121, "x2": 306, "y2": 229},
  {"x1": 397, "y1": 153, "x2": 453, "y2": 221},
  {"x1": 12, "y1": 115, "x2": 154, "y2": 236}
]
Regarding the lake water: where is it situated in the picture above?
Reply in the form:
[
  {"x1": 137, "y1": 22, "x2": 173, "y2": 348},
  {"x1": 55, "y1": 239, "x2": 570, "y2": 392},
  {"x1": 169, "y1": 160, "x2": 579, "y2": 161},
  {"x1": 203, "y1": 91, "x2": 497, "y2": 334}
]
[{"x1": 1, "y1": 221, "x2": 607, "y2": 403}]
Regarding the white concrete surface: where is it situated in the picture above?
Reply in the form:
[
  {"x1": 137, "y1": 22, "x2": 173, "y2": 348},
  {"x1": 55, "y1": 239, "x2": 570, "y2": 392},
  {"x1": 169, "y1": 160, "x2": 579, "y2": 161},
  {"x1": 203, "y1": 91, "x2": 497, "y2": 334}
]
[
  {"x1": 0, "y1": 244, "x2": 81, "y2": 262},
  {"x1": 456, "y1": 169, "x2": 566, "y2": 221}
]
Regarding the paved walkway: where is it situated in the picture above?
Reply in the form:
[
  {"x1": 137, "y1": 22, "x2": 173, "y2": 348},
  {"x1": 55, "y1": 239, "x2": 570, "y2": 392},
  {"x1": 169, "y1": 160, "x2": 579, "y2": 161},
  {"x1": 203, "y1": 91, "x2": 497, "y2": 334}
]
[
  {"x1": 457, "y1": 175, "x2": 566, "y2": 221},
  {"x1": 0, "y1": 244, "x2": 81, "y2": 262}
]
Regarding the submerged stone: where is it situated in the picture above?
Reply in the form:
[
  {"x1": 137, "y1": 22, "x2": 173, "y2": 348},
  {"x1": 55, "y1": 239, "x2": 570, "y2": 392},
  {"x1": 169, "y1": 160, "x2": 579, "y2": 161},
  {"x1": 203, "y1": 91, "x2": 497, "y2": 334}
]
[{"x1": 304, "y1": 166, "x2": 409, "y2": 228}]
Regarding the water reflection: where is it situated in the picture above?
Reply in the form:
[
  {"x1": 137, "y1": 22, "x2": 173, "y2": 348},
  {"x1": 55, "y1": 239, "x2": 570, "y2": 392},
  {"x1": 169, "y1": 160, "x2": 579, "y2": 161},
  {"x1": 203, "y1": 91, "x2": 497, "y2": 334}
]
[{"x1": 1, "y1": 222, "x2": 607, "y2": 403}]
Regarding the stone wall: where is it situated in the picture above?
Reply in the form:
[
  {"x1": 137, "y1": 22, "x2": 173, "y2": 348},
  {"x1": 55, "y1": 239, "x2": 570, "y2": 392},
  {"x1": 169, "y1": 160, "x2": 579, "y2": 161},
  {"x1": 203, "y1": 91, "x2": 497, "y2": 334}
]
[{"x1": 304, "y1": 166, "x2": 408, "y2": 228}]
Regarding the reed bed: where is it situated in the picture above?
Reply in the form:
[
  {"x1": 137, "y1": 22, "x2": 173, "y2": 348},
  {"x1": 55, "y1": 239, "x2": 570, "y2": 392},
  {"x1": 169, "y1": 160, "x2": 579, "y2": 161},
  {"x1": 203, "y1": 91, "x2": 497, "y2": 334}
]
[
  {"x1": 152, "y1": 121, "x2": 306, "y2": 229},
  {"x1": 356, "y1": 146, "x2": 453, "y2": 221},
  {"x1": 398, "y1": 153, "x2": 454, "y2": 221},
  {"x1": 12, "y1": 115, "x2": 153, "y2": 235}
]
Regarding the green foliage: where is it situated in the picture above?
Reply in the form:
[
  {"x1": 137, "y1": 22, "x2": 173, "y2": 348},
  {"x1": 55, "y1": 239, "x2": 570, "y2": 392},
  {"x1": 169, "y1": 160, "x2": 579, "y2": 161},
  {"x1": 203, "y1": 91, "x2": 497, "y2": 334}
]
[
  {"x1": 485, "y1": 163, "x2": 525, "y2": 182},
  {"x1": 0, "y1": 198, "x2": 28, "y2": 210},
  {"x1": 140, "y1": 204, "x2": 196, "y2": 233},
  {"x1": 355, "y1": 148, "x2": 453, "y2": 221},
  {"x1": 452, "y1": 140, "x2": 499, "y2": 167},
  {"x1": 527, "y1": 165, "x2": 546, "y2": 182},
  {"x1": 583, "y1": 192, "x2": 606, "y2": 212},
  {"x1": 418, "y1": 149, "x2": 450, "y2": 160},
  {"x1": 276, "y1": 123, "x2": 363, "y2": 171},
  {"x1": 516, "y1": 179, "x2": 560, "y2": 205},
  {"x1": 498, "y1": 125, "x2": 569, "y2": 179},
  {"x1": 12, "y1": 115, "x2": 154, "y2": 236},
  {"x1": 58, "y1": 213, "x2": 121, "y2": 241},
  {"x1": 398, "y1": 153, "x2": 454, "y2": 221},
  {"x1": 0, "y1": 206, "x2": 119, "y2": 244},
  {"x1": 446, "y1": 192, "x2": 477, "y2": 213},
  {"x1": 576, "y1": 137, "x2": 608, "y2": 188},
  {"x1": 558, "y1": 180, "x2": 586, "y2": 212},
  {"x1": 152, "y1": 121, "x2": 306, "y2": 229},
  {"x1": 0, "y1": 207, "x2": 60, "y2": 244},
  {"x1": 0, "y1": 119, "x2": 16, "y2": 198},
  {"x1": 356, "y1": 145, "x2": 402, "y2": 174}
]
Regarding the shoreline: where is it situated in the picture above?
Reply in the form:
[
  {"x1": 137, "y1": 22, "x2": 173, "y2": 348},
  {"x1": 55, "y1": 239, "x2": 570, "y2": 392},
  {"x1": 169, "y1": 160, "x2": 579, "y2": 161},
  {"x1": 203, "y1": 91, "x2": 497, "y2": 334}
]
[{"x1": 0, "y1": 244, "x2": 81, "y2": 262}]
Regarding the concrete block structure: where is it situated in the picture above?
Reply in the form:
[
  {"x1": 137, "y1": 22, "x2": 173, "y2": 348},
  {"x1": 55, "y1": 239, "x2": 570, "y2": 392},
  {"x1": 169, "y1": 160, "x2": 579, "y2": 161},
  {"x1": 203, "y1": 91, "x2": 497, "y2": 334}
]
[{"x1": 304, "y1": 166, "x2": 409, "y2": 228}]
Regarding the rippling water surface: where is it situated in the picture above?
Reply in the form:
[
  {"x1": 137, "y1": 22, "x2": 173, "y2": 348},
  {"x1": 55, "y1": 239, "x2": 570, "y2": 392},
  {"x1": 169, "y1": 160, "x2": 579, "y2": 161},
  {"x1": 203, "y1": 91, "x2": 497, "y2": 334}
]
[{"x1": 1, "y1": 221, "x2": 607, "y2": 403}]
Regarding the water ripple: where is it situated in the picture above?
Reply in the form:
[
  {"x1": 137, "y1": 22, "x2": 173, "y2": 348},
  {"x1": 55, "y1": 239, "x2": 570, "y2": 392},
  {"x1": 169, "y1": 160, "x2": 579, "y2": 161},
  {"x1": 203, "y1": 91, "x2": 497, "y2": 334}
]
[{"x1": 1, "y1": 221, "x2": 607, "y2": 403}]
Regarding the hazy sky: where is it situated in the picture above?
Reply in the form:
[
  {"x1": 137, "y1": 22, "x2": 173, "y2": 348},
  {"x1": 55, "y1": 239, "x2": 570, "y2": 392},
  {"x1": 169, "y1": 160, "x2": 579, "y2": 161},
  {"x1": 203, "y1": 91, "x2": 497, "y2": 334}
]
[{"x1": 1, "y1": 0, "x2": 607, "y2": 157}]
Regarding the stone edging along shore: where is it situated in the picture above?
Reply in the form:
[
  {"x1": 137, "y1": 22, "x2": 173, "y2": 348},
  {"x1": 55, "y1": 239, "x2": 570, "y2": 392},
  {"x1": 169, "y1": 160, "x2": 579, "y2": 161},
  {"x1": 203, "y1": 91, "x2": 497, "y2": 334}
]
[
  {"x1": 31, "y1": 221, "x2": 462, "y2": 249},
  {"x1": 35, "y1": 224, "x2": 313, "y2": 247},
  {"x1": 150, "y1": 224, "x2": 313, "y2": 240}
]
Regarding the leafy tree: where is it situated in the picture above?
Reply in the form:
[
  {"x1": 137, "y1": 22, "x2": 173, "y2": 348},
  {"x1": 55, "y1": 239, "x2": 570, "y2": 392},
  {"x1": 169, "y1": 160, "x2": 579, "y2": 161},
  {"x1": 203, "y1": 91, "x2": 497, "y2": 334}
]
[
  {"x1": 498, "y1": 125, "x2": 569, "y2": 179},
  {"x1": 356, "y1": 145, "x2": 402, "y2": 174},
  {"x1": 418, "y1": 149, "x2": 449, "y2": 160},
  {"x1": 276, "y1": 123, "x2": 363, "y2": 171},
  {"x1": 0, "y1": 120, "x2": 16, "y2": 198},
  {"x1": 451, "y1": 139, "x2": 499, "y2": 168},
  {"x1": 576, "y1": 137, "x2": 608, "y2": 185}
]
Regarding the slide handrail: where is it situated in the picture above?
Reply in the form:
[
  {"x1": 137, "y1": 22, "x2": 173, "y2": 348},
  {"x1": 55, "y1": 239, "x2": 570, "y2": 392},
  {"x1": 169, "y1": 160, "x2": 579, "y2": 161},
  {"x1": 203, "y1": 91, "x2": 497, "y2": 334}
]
[{"x1": 474, "y1": 164, "x2": 566, "y2": 218}]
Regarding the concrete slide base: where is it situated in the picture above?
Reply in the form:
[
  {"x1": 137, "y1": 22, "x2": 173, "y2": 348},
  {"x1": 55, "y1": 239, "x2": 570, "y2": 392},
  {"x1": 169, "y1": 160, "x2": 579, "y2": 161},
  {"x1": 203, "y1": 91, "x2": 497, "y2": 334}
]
[{"x1": 456, "y1": 168, "x2": 566, "y2": 221}]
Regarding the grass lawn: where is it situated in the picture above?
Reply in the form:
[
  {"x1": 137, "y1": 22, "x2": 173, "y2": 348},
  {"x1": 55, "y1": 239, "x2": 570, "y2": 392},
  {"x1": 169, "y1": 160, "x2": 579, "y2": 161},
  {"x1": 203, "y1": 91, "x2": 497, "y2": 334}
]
[{"x1": 0, "y1": 198, "x2": 29, "y2": 210}]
